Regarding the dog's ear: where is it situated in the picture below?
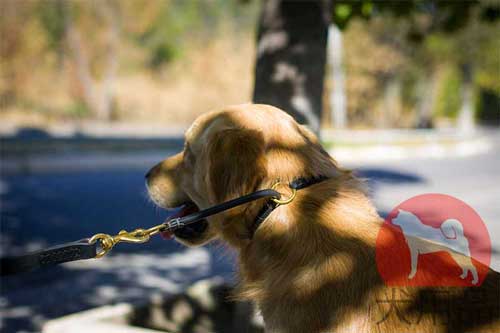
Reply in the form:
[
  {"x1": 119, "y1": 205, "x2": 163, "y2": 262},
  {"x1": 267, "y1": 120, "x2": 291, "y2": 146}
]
[{"x1": 207, "y1": 128, "x2": 267, "y2": 203}]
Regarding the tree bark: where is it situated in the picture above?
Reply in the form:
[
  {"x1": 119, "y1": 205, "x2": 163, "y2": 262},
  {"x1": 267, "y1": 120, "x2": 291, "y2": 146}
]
[
  {"x1": 382, "y1": 77, "x2": 402, "y2": 128},
  {"x1": 64, "y1": 0, "x2": 119, "y2": 121},
  {"x1": 416, "y1": 73, "x2": 437, "y2": 129},
  {"x1": 457, "y1": 63, "x2": 475, "y2": 134},
  {"x1": 65, "y1": 18, "x2": 100, "y2": 118},
  {"x1": 328, "y1": 24, "x2": 346, "y2": 129},
  {"x1": 253, "y1": 0, "x2": 331, "y2": 134},
  {"x1": 96, "y1": 1, "x2": 119, "y2": 121}
]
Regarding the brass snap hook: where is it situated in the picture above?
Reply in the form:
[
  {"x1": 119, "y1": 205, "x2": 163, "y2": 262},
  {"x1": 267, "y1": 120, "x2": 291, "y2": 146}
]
[
  {"x1": 270, "y1": 181, "x2": 296, "y2": 205},
  {"x1": 89, "y1": 224, "x2": 165, "y2": 258}
]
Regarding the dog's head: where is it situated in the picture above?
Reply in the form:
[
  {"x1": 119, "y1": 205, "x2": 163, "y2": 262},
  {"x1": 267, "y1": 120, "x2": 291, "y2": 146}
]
[{"x1": 146, "y1": 104, "x2": 338, "y2": 247}]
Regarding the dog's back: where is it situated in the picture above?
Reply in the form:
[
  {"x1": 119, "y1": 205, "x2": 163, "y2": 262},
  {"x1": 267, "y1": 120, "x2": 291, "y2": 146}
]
[{"x1": 242, "y1": 179, "x2": 500, "y2": 333}]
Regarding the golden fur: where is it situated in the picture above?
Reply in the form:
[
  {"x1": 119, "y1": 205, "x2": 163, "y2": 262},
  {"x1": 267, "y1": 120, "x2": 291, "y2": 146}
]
[{"x1": 147, "y1": 104, "x2": 500, "y2": 333}]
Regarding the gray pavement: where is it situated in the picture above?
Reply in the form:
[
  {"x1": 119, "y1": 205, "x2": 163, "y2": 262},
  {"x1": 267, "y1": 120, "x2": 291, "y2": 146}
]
[{"x1": 343, "y1": 129, "x2": 500, "y2": 271}]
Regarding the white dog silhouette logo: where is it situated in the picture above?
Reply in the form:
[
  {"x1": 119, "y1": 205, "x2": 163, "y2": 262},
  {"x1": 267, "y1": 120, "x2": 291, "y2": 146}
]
[{"x1": 392, "y1": 209, "x2": 478, "y2": 285}]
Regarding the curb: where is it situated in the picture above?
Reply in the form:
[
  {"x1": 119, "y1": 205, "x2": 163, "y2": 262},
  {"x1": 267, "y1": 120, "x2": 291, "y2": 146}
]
[
  {"x1": 328, "y1": 135, "x2": 493, "y2": 163},
  {"x1": 42, "y1": 304, "x2": 159, "y2": 333},
  {"x1": 42, "y1": 278, "x2": 261, "y2": 333}
]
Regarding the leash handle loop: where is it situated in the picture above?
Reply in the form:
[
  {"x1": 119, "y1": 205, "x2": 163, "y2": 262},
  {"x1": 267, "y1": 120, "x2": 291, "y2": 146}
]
[{"x1": 1, "y1": 240, "x2": 97, "y2": 276}]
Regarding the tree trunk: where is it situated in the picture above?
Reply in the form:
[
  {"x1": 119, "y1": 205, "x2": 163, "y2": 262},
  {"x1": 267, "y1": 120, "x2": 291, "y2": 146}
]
[
  {"x1": 253, "y1": 0, "x2": 331, "y2": 134},
  {"x1": 457, "y1": 63, "x2": 475, "y2": 134},
  {"x1": 64, "y1": 1, "x2": 119, "y2": 121},
  {"x1": 328, "y1": 24, "x2": 347, "y2": 129},
  {"x1": 416, "y1": 73, "x2": 437, "y2": 128},
  {"x1": 65, "y1": 18, "x2": 100, "y2": 118},
  {"x1": 377, "y1": 76, "x2": 401, "y2": 128},
  {"x1": 96, "y1": 0, "x2": 119, "y2": 121}
]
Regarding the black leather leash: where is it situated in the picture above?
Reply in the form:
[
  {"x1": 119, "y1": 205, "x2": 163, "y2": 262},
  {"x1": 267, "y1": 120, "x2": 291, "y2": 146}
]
[
  {"x1": 0, "y1": 188, "x2": 281, "y2": 276},
  {"x1": 0, "y1": 240, "x2": 98, "y2": 276},
  {"x1": 0, "y1": 176, "x2": 328, "y2": 276}
]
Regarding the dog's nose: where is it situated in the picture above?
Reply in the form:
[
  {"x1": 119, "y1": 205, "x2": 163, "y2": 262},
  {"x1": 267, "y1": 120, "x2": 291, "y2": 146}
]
[{"x1": 145, "y1": 169, "x2": 152, "y2": 180}]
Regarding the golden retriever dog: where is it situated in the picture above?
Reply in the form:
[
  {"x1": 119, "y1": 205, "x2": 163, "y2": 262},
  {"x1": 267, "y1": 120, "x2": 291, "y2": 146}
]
[{"x1": 146, "y1": 104, "x2": 500, "y2": 333}]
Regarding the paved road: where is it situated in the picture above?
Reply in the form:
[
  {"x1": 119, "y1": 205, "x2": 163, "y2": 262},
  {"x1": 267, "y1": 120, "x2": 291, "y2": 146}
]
[
  {"x1": 346, "y1": 130, "x2": 500, "y2": 271},
  {"x1": 1, "y1": 130, "x2": 499, "y2": 332}
]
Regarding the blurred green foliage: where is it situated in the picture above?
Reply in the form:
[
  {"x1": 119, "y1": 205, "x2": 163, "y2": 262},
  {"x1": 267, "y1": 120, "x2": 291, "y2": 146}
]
[
  {"x1": 435, "y1": 66, "x2": 462, "y2": 118},
  {"x1": 137, "y1": 0, "x2": 257, "y2": 69},
  {"x1": 138, "y1": 1, "x2": 199, "y2": 68},
  {"x1": 66, "y1": 102, "x2": 90, "y2": 117},
  {"x1": 36, "y1": 1, "x2": 66, "y2": 53},
  {"x1": 333, "y1": 0, "x2": 499, "y2": 34},
  {"x1": 34, "y1": 0, "x2": 257, "y2": 70},
  {"x1": 336, "y1": 0, "x2": 499, "y2": 123}
]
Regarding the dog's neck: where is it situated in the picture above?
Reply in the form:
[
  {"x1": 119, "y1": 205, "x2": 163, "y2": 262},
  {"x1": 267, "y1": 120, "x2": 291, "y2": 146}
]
[
  {"x1": 236, "y1": 175, "x2": 383, "y2": 302},
  {"x1": 253, "y1": 175, "x2": 381, "y2": 250},
  {"x1": 233, "y1": 176, "x2": 385, "y2": 332},
  {"x1": 247, "y1": 175, "x2": 331, "y2": 239}
]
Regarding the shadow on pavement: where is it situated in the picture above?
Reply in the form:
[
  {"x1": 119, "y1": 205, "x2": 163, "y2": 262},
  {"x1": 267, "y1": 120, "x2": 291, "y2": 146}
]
[{"x1": 355, "y1": 168, "x2": 425, "y2": 185}]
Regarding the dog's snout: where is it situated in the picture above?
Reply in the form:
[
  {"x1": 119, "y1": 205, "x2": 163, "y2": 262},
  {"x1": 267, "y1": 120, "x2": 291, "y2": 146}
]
[{"x1": 145, "y1": 162, "x2": 162, "y2": 181}]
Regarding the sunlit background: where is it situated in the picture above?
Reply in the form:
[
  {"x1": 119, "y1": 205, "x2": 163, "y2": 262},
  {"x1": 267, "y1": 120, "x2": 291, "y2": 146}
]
[
  {"x1": 2, "y1": 1, "x2": 498, "y2": 129},
  {"x1": 1, "y1": 1, "x2": 499, "y2": 332}
]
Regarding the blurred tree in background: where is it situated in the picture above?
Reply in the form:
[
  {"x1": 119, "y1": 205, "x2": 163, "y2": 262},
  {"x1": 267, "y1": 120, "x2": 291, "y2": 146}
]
[
  {"x1": 0, "y1": 0, "x2": 498, "y2": 129},
  {"x1": 253, "y1": 0, "x2": 331, "y2": 134},
  {"x1": 330, "y1": 1, "x2": 500, "y2": 129},
  {"x1": 258, "y1": 0, "x2": 499, "y2": 130}
]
